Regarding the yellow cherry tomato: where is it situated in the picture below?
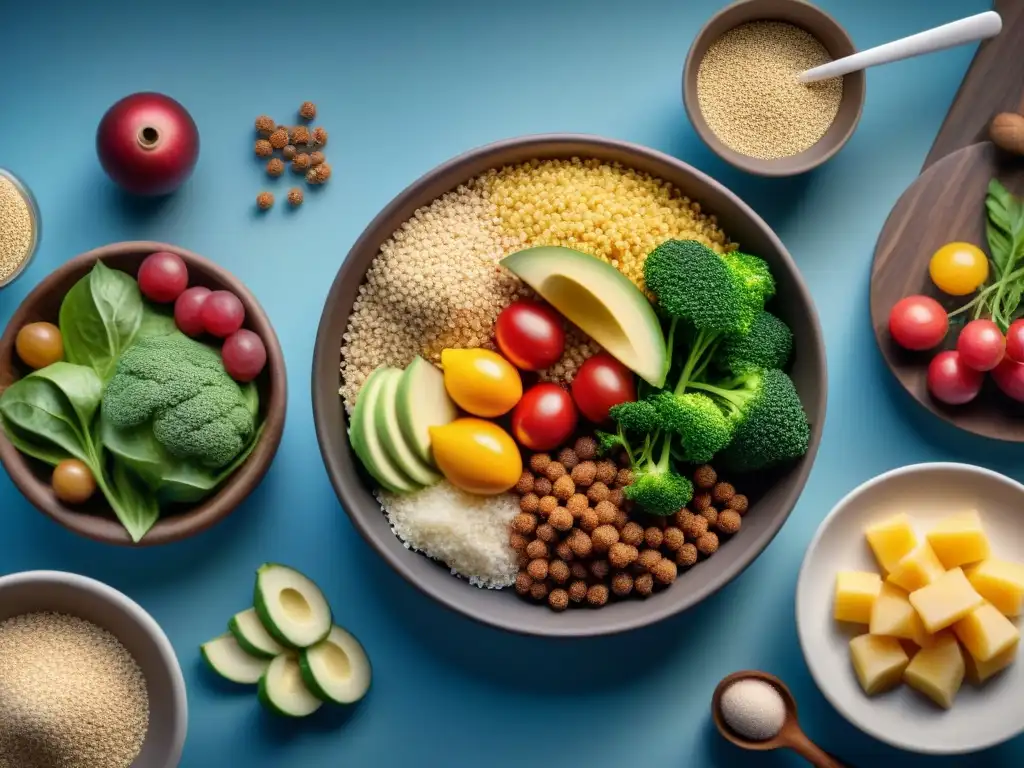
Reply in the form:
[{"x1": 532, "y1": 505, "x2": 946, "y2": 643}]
[
  {"x1": 441, "y1": 348, "x2": 522, "y2": 418},
  {"x1": 929, "y1": 242, "x2": 989, "y2": 296},
  {"x1": 16, "y1": 322, "x2": 64, "y2": 370},
  {"x1": 428, "y1": 418, "x2": 523, "y2": 495}
]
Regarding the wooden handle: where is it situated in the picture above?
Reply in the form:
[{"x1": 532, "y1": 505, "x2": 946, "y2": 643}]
[{"x1": 785, "y1": 729, "x2": 848, "y2": 768}]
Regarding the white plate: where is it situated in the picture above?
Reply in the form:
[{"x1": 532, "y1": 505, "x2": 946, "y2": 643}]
[{"x1": 796, "y1": 463, "x2": 1024, "y2": 755}]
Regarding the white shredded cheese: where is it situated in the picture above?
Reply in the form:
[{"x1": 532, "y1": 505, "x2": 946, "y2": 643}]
[{"x1": 378, "y1": 482, "x2": 520, "y2": 589}]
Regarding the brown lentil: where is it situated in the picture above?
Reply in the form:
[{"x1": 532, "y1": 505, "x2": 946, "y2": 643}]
[
  {"x1": 691, "y1": 492, "x2": 712, "y2": 512},
  {"x1": 519, "y1": 492, "x2": 540, "y2": 514},
  {"x1": 663, "y1": 527, "x2": 685, "y2": 552},
  {"x1": 700, "y1": 506, "x2": 719, "y2": 527},
  {"x1": 256, "y1": 191, "x2": 274, "y2": 210},
  {"x1": 595, "y1": 460, "x2": 618, "y2": 485},
  {"x1": 693, "y1": 464, "x2": 717, "y2": 489},
  {"x1": 608, "y1": 542, "x2": 638, "y2": 569},
  {"x1": 283, "y1": 145, "x2": 297, "y2": 160},
  {"x1": 287, "y1": 188, "x2": 304, "y2": 207},
  {"x1": 696, "y1": 21, "x2": 842, "y2": 160},
  {"x1": 712, "y1": 482, "x2": 735, "y2": 505},
  {"x1": 569, "y1": 580, "x2": 588, "y2": 603},
  {"x1": 548, "y1": 589, "x2": 569, "y2": 611},
  {"x1": 549, "y1": 560, "x2": 571, "y2": 584},
  {"x1": 587, "y1": 584, "x2": 610, "y2": 608},
  {"x1": 299, "y1": 101, "x2": 317, "y2": 120},
  {"x1": 292, "y1": 153, "x2": 311, "y2": 172},
  {"x1": 615, "y1": 468, "x2": 634, "y2": 488},
  {"x1": 548, "y1": 507, "x2": 573, "y2": 532},
  {"x1": 556, "y1": 447, "x2": 579, "y2": 469},
  {"x1": 0, "y1": 175, "x2": 35, "y2": 283},
  {"x1": 535, "y1": 523, "x2": 557, "y2": 543},
  {"x1": 515, "y1": 572, "x2": 533, "y2": 595},
  {"x1": 269, "y1": 128, "x2": 289, "y2": 149},
  {"x1": 579, "y1": 508, "x2": 600, "y2": 533},
  {"x1": 696, "y1": 531, "x2": 720, "y2": 556},
  {"x1": 555, "y1": 541, "x2": 575, "y2": 562},
  {"x1": 307, "y1": 163, "x2": 332, "y2": 185},
  {"x1": 644, "y1": 526, "x2": 664, "y2": 550},
  {"x1": 509, "y1": 532, "x2": 528, "y2": 552},
  {"x1": 529, "y1": 454, "x2": 551, "y2": 474},
  {"x1": 683, "y1": 514, "x2": 709, "y2": 540},
  {"x1": 594, "y1": 501, "x2": 618, "y2": 526},
  {"x1": 570, "y1": 562, "x2": 589, "y2": 581},
  {"x1": 620, "y1": 521, "x2": 643, "y2": 547},
  {"x1": 636, "y1": 548, "x2": 662, "y2": 572},
  {"x1": 515, "y1": 471, "x2": 535, "y2": 495},
  {"x1": 529, "y1": 581, "x2": 549, "y2": 601},
  {"x1": 526, "y1": 558, "x2": 548, "y2": 581},
  {"x1": 717, "y1": 510, "x2": 742, "y2": 535},
  {"x1": 652, "y1": 558, "x2": 678, "y2": 585},
  {"x1": 676, "y1": 543, "x2": 699, "y2": 568},
  {"x1": 266, "y1": 157, "x2": 285, "y2": 177},
  {"x1": 589, "y1": 560, "x2": 610, "y2": 581},
  {"x1": 543, "y1": 461, "x2": 567, "y2": 482},
  {"x1": 310, "y1": 151, "x2": 326, "y2": 166},
  {"x1": 566, "y1": 493, "x2": 590, "y2": 518},
  {"x1": 291, "y1": 125, "x2": 311, "y2": 146},
  {"x1": 607, "y1": 488, "x2": 625, "y2": 508},
  {"x1": 553, "y1": 475, "x2": 575, "y2": 501},
  {"x1": 511, "y1": 513, "x2": 537, "y2": 536},
  {"x1": 538, "y1": 496, "x2": 558, "y2": 516},
  {"x1": 728, "y1": 494, "x2": 750, "y2": 515},
  {"x1": 255, "y1": 139, "x2": 274, "y2": 157},
  {"x1": 571, "y1": 461, "x2": 597, "y2": 487},
  {"x1": 533, "y1": 477, "x2": 553, "y2": 497},
  {"x1": 586, "y1": 481, "x2": 610, "y2": 505},
  {"x1": 254, "y1": 115, "x2": 276, "y2": 135},
  {"x1": 567, "y1": 530, "x2": 592, "y2": 558},
  {"x1": 634, "y1": 573, "x2": 655, "y2": 597},
  {"x1": 525, "y1": 539, "x2": 549, "y2": 560},
  {"x1": 611, "y1": 571, "x2": 634, "y2": 597},
  {"x1": 574, "y1": 436, "x2": 597, "y2": 460},
  {"x1": 311, "y1": 126, "x2": 328, "y2": 146}
]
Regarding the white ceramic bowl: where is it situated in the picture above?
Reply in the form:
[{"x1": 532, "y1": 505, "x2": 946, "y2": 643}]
[
  {"x1": 796, "y1": 463, "x2": 1024, "y2": 755},
  {"x1": 0, "y1": 571, "x2": 187, "y2": 767}
]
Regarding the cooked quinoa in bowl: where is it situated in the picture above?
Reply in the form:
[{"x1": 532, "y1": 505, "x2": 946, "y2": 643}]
[{"x1": 313, "y1": 134, "x2": 826, "y2": 637}]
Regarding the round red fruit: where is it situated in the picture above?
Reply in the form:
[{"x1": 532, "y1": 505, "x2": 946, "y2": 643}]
[
  {"x1": 511, "y1": 383, "x2": 577, "y2": 451},
  {"x1": 200, "y1": 290, "x2": 245, "y2": 338},
  {"x1": 1006, "y1": 319, "x2": 1024, "y2": 364},
  {"x1": 889, "y1": 295, "x2": 948, "y2": 351},
  {"x1": 956, "y1": 319, "x2": 1004, "y2": 371},
  {"x1": 927, "y1": 350, "x2": 984, "y2": 405},
  {"x1": 138, "y1": 251, "x2": 189, "y2": 303},
  {"x1": 992, "y1": 356, "x2": 1024, "y2": 402},
  {"x1": 494, "y1": 301, "x2": 566, "y2": 371},
  {"x1": 222, "y1": 329, "x2": 267, "y2": 382},
  {"x1": 571, "y1": 353, "x2": 636, "y2": 423},
  {"x1": 174, "y1": 286, "x2": 211, "y2": 337}
]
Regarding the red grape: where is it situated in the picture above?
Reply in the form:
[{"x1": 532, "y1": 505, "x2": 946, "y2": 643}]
[
  {"x1": 927, "y1": 350, "x2": 984, "y2": 405},
  {"x1": 992, "y1": 357, "x2": 1024, "y2": 402},
  {"x1": 221, "y1": 329, "x2": 267, "y2": 382},
  {"x1": 494, "y1": 301, "x2": 565, "y2": 371},
  {"x1": 1006, "y1": 319, "x2": 1024, "y2": 364},
  {"x1": 956, "y1": 319, "x2": 1004, "y2": 371},
  {"x1": 200, "y1": 291, "x2": 245, "y2": 338},
  {"x1": 173, "y1": 286, "x2": 211, "y2": 337},
  {"x1": 889, "y1": 295, "x2": 948, "y2": 351},
  {"x1": 138, "y1": 251, "x2": 189, "y2": 303}
]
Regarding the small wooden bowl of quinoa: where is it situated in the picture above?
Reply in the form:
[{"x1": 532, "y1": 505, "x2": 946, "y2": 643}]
[
  {"x1": 313, "y1": 134, "x2": 827, "y2": 637},
  {"x1": 683, "y1": 0, "x2": 865, "y2": 177}
]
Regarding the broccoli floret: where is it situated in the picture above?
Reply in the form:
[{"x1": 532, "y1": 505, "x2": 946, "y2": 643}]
[
  {"x1": 608, "y1": 399, "x2": 659, "y2": 433},
  {"x1": 622, "y1": 432, "x2": 694, "y2": 516},
  {"x1": 688, "y1": 368, "x2": 810, "y2": 472},
  {"x1": 595, "y1": 429, "x2": 627, "y2": 457},
  {"x1": 650, "y1": 391, "x2": 732, "y2": 463},
  {"x1": 102, "y1": 333, "x2": 255, "y2": 468},
  {"x1": 722, "y1": 251, "x2": 776, "y2": 306},
  {"x1": 719, "y1": 310, "x2": 794, "y2": 375}
]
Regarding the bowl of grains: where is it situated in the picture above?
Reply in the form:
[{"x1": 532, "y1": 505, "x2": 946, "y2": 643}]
[
  {"x1": 0, "y1": 570, "x2": 187, "y2": 768},
  {"x1": 0, "y1": 168, "x2": 42, "y2": 289},
  {"x1": 313, "y1": 134, "x2": 826, "y2": 637},
  {"x1": 683, "y1": 0, "x2": 865, "y2": 177}
]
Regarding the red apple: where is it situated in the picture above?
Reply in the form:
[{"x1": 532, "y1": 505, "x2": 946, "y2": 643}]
[{"x1": 96, "y1": 92, "x2": 200, "y2": 196}]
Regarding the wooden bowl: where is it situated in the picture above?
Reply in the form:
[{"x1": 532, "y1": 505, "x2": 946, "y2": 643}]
[
  {"x1": 0, "y1": 241, "x2": 287, "y2": 546},
  {"x1": 683, "y1": 0, "x2": 865, "y2": 177},
  {"x1": 311, "y1": 134, "x2": 827, "y2": 637},
  {"x1": 871, "y1": 142, "x2": 1024, "y2": 442}
]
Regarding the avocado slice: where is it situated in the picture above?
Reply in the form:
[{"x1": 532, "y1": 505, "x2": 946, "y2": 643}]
[
  {"x1": 396, "y1": 356, "x2": 458, "y2": 467},
  {"x1": 501, "y1": 246, "x2": 667, "y2": 387},
  {"x1": 254, "y1": 564, "x2": 333, "y2": 649},
  {"x1": 348, "y1": 367, "x2": 420, "y2": 494},
  {"x1": 374, "y1": 369, "x2": 442, "y2": 486},
  {"x1": 258, "y1": 654, "x2": 323, "y2": 718},
  {"x1": 200, "y1": 634, "x2": 270, "y2": 684},
  {"x1": 298, "y1": 625, "x2": 373, "y2": 705},
  {"x1": 229, "y1": 607, "x2": 287, "y2": 659}
]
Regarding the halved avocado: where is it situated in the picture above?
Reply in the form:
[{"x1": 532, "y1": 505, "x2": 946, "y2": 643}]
[
  {"x1": 396, "y1": 356, "x2": 458, "y2": 467},
  {"x1": 501, "y1": 246, "x2": 667, "y2": 387},
  {"x1": 374, "y1": 368, "x2": 442, "y2": 486},
  {"x1": 348, "y1": 367, "x2": 420, "y2": 494}
]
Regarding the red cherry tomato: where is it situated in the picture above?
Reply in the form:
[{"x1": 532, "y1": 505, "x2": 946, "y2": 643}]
[
  {"x1": 927, "y1": 350, "x2": 984, "y2": 405},
  {"x1": 889, "y1": 296, "x2": 948, "y2": 351},
  {"x1": 992, "y1": 356, "x2": 1024, "y2": 402},
  {"x1": 1006, "y1": 319, "x2": 1024, "y2": 364},
  {"x1": 200, "y1": 290, "x2": 245, "y2": 338},
  {"x1": 222, "y1": 329, "x2": 267, "y2": 382},
  {"x1": 174, "y1": 286, "x2": 211, "y2": 337},
  {"x1": 138, "y1": 251, "x2": 189, "y2": 303},
  {"x1": 571, "y1": 353, "x2": 637, "y2": 423},
  {"x1": 511, "y1": 383, "x2": 577, "y2": 451},
  {"x1": 494, "y1": 301, "x2": 566, "y2": 371},
  {"x1": 956, "y1": 319, "x2": 1005, "y2": 371}
]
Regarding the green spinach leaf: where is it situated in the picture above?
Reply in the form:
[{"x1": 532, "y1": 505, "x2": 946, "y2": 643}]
[
  {"x1": 0, "y1": 376, "x2": 92, "y2": 463},
  {"x1": 241, "y1": 382, "x2": 260, "y2": 420},
  {"x1": 137, "y1": 303, "x2": 178, "y2": 341},
  {"x1": 110, "y1": 458, "x2": 160, "y2": 543},
  {"x1": 28, "y1": 363, "x2": 103, "y2": 427},
  {"x1": 0, "y1": 413, "x2": 73, "y2": 466},
  {"x1": 60, "y1": 261, "x2": 144, "y2": 380}
]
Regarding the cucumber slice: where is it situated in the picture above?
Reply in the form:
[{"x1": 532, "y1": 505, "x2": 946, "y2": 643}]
[
  {"x1": 396, "y1": 356, "x2": 458, "y2": 466},
  {"x1": 299, "y1": 625, "x2": 372, "y2": 705},
  {"x1": 375, "y1": 369, "x2": 442, "y2": 486},
  {"x1": 229, "y1": 607, "x2": 287, "y2": 659},
  {"x1": 254, "y1": 564, "x2": 332, "y2": 648},
  {"x1": 257, "y1": 654, "x2": 323, "y2": 718},
  {"x1": 200, "y1": 634, "x2": 270, "y2": 684},
  {"x1": 348, "y1": 367, "x2": 420, "y2": 494}
]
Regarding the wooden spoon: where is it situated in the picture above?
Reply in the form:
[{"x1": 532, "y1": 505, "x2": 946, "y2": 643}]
[{"x1": 711, "y1": 671, "x2": 847, "y2": 767}]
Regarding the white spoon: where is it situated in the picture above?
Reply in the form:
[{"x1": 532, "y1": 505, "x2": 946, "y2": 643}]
[{"x1": 798, "y1": 11, "x2": 1002, "y2": 85}]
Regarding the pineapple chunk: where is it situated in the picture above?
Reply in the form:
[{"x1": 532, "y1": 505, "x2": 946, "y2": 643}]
[
  {"x1": 834, "y1": 571, "x2": 882, "y2": 624},
  {"x1": 902, "y1": 632, "x2": 965, "y2": 709},
  {"x1": 870, "y1": 583, "x2": 928, "y2": 643},
  {"x1": 965, "y1": 639, "x2": 1018, "y2": 685},
  {"x1": 850, "y1": 634, "x2": 909, "y2": 695},
  {"x1": 925, "y1": 510, "x2": 991, "y2": 569},
  {"x1": 887, "y1": 542, "x2": 946, "y2": 593},
  {"x1": 865, "y1": 513, "x2": 918, "y2": 572},
  {"x1": 909, "y1": 568, "x2": 984, "y2": 634},
  {"x1": 965, "y1": 559, "x2": 1024, "y2": 617},
  {"x1": 953, "y1": 603, "x2": 1021, "y2": 663}
]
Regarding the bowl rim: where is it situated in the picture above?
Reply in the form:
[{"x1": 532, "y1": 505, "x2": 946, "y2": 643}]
[
  {"x1": 0, "y1": 569, "x2": 188, "y2": 767},
  {"x1": 0, "y1": 167, "x2": 42, "y2": 289},
  {"x1": 0, "y1": 240, "x2": 288, "y2": 547},
  {"x1": 681, "y1": 0, "x2": 866, "y2": 178},
  {"x1": 312, "y1": 133, "x2": 827, "y2": 637},
  {"x1": 795, "y1": 461, "x2": 1024, "y2": 754}
]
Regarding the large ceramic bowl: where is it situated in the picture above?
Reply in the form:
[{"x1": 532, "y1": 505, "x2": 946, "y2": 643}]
[
  {"x1": 0, "y1": 570, "x2": 188, "y2": 767},
  {"x1": 312, "y1": 134, "x2": 826, "y2": 637},
  {"x1": 0, "y1": 241, "x2": 287, "y2": 546}
]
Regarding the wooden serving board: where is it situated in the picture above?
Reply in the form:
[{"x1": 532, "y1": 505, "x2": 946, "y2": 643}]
[{"x1": 870, "y1": 143, "x2": 1024, "y2": 441}]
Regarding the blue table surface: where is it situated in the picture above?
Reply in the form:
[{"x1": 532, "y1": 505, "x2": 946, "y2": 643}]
[{"x1": 2, "y1": 0, "x2": 1018, "y2": 765}]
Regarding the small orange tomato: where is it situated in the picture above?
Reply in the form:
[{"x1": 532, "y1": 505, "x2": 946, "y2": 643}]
[
  {"x1": 929, "y1": 242, "x2": 989, "y2": 296},
  {"x1": 15, "y1": 322, "x2": 64, "y2": 370},
  {"x1": 52, "y1": 459, "x2": 96, "y2": 504},
  {"x1": 440, "y1": 348, "x2": 522, "y2": 417},
  {"x1": 428, "y1": 418, "x2": 523, "y2": 495}
]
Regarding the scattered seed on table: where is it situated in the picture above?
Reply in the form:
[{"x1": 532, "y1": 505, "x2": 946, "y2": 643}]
[
  {"x1": 283, "y1": 144, "x2": 297, "y2": 160},
  {"x1": 292, "y1": 153, "x2": 311, "y2": 172},
  {"x1": 291, "y1": 125, "x2": 311, "y2": 147},
  {"x1": 299, "y1": 101, "x2": 317, "y2": 120},
  {"x1": 696, "y1": 21, "x2": 842, "y2": 160},
  {"x1": 254, "y1": 115, "x2": 275, "y2": 136},
  {"x1": 266, "y1": 158, "x2": 284, "y2": 177},
  {"x1": 257, "y1": 191, "x2": 274, "y2": 210},
  {"x1": 310, "y1": 151, "x2": 325, "y2": 166},
  {"x1": 311, "y1": 127, "x2": 328, "y2": 146},
  {"x1": 288, "y1": 188, "x2": 304, "y2": 207},
  {"x1": 269, "y1": 128, "x2": 289, "y2": 149},
  {"x1": 0, "y1": 175, "x2": 34, "y2": 283},
  {"x1": 254, "y1": 139, "x2": 273, "y2": 157}
]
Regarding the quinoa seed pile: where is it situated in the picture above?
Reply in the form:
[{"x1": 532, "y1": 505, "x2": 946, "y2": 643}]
[{"x1": 0, "y1": 174, "x2": 34, "y2": 284}]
